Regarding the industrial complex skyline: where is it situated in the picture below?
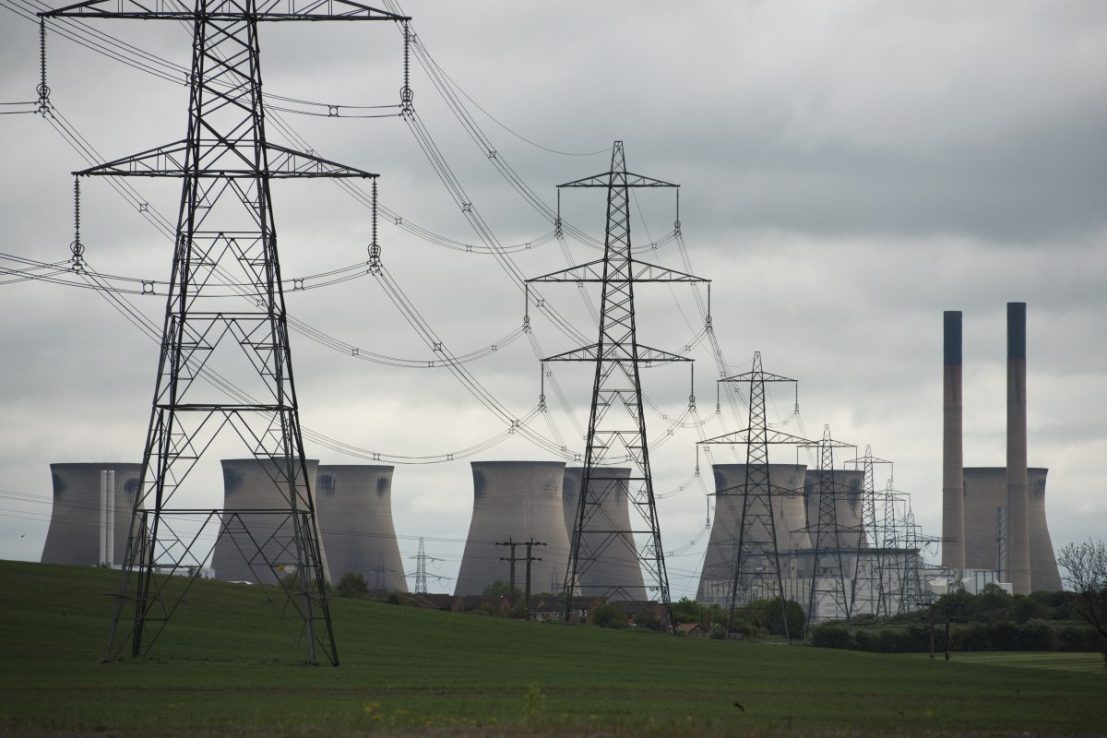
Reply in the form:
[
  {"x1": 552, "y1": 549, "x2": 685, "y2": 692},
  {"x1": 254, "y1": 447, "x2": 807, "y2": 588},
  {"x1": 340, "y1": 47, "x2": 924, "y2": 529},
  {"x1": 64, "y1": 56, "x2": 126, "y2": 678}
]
[{"x1": 1, "y1": 1, "x2": 1105, "y2": 598}]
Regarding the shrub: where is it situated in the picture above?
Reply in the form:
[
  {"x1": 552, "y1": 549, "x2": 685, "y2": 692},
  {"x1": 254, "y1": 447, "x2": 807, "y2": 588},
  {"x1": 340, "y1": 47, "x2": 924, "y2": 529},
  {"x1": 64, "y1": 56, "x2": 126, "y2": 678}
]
[
  {"x1": 811, "y1": 625, "x2": 852, "y2": 649},
  {"x1": 748, "y1": 597, "x2": 805, "y2": 638},
  {"x1": 336, "y1": 573, "x2": 369, "y2": 599},
  {"x1": 1015, "y1": 619, "x2": 1054, "y2": 651},
  {"x1": 589, "y1": 602, "x2": 627, "y2": 629},
  {"x1": 634, "y1": 608, "x2": 663, "y2": 631},
  {"x1": 671, "y1": 597, "x2": 702, "y2": 625},
  {"x1": 1056, "y1": 624, "x2": 1103, "y2": 652}
]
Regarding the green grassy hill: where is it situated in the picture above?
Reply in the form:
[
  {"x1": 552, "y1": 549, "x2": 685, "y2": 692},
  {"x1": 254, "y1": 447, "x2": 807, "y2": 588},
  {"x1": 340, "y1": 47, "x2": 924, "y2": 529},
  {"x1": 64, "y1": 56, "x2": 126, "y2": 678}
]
[{"x1": 0, "y1": 560, "x2": 1103, "y2": 736}]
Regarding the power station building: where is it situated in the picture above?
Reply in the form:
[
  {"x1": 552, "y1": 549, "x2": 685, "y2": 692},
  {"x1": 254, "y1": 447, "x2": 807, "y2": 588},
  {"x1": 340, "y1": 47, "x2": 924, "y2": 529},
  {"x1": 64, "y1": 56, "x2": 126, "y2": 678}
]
[
  {"x1": 210, "y1": 458, "x2": 328, "y2": 585},
  {"x1": 315, "y1": 464, "x2": 407, "y2": 592},
  {"x1": 962, "y1": 467, "x2": 1061, "y2": 591},
  {"x1": 562, "y1": 466, "x2": 648, "y2": 601},
  {"x1": 454, "y1": 461, "x2": 571, "y2": 597},
  {"x1": 41, "y1": 462, "x2": 141, "y2": 567},
  {"x1": 941, "y1": 304, "x2": 1062, "y2": 593}
]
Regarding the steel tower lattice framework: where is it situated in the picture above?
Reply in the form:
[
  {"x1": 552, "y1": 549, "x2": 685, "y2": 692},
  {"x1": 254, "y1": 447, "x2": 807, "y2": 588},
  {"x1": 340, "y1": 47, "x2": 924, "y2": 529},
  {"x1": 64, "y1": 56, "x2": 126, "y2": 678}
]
[
  {"x1": 413, "y1": 537, "x2": 428, "y2": 595},
  {"x1": 876, "y1": 478, "x2": 919, "y2": 616},
  {"x1": 697, "y1": 352, "x2": 808, "y2": 639},
  {"x1": 801, "y1": 425, "x2": 857, "y2": 632},
  {"x1": 528, "y1": 141, "x2": 706, "y2": 627},
  {"x1": 846, "y1": 445, "x2": 893, "y2": 618},
  {"x1": 41, "y1": 0, "x2": 408, "y2": 665}
]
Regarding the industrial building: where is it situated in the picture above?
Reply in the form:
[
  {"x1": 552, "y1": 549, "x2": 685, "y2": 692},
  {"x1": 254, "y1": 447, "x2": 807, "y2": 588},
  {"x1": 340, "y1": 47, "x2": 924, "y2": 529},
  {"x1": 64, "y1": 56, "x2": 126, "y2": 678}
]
[
  {"x1": 454, "y1": 461, "x2": 571, "y2": 597},
  {"x1": 941, "y1": 303, "x2": 1062, "y2": 593},
  {"x1": 962, "y1": 467, "x2": 1061, "y2": 591},
  {"x1": 41, "y1": 462, "x2": 141, "y2": 567},
  {"x1": 210, "y1": 458, "x2": 328, "y2": 585},
  {"x1": 315, "y1": 464, "x2": 407, "y2": 592},
  {"x1": 562, "y1": 466, "x2": 647, "y2": 601}
]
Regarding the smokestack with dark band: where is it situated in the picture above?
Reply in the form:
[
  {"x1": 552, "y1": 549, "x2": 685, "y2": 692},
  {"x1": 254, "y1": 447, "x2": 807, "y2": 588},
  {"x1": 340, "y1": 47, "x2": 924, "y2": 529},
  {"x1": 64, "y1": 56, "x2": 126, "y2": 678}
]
[
  {"x1": 1006, "y1": 302, "x2": 1031, "y2": 594},
  {"x1": 942, "y1": 311, "x2": 965, "y2": 570}
]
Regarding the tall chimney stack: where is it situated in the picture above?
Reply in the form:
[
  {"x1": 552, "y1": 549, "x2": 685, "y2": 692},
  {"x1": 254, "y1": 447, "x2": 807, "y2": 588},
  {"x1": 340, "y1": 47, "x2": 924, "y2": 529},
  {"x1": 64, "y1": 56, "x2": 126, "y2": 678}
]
[
  {"x1": 941, "y1": 311, "x2": 965, "y2": 570},
  {"x1": 1006, "y1": 302, "x2": 1031, "y2": 594}
]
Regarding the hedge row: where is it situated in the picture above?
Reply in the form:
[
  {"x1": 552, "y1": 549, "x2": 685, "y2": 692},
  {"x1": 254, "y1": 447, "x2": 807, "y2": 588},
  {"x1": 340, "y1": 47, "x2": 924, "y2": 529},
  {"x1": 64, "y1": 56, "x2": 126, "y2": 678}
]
[{"x1": 811, "y1": 619, "x2": 1103, "y2": 653}]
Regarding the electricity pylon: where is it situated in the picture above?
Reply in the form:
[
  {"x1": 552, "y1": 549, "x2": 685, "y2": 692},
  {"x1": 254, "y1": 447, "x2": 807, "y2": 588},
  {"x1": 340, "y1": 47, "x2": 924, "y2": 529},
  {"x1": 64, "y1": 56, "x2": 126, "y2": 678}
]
[
  {"x1": 802, "y1": 425, "x2": 857, "y2": 632},
  {"x1": 528, "y1": 141, "x2": 707, "y2": 628},
  {"x1": 408, "y1": 537, "x2": 449, "y2": 595},
  {"x1": 846, "y1": 445, "x2": 893, "y2": 618},
  {"x1": 41, "y1": 0, "x2": 408, "y2": 665},
  {"x1": 697, "y1": 352, "x2": 808, "y2": 640},
  {"x1": 412, "y1": 537, "x2": 429, "y2": 595}
]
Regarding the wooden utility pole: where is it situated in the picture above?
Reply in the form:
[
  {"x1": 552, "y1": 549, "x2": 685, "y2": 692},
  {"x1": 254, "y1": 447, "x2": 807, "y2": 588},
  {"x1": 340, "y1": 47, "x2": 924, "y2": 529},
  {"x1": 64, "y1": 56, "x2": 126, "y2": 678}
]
[
  {"x1": 497, "y1": 539, "x2": 519, "y2": 612},
  {"x1": 523, "y1": 539, "x2": 547, "y2": 619}
]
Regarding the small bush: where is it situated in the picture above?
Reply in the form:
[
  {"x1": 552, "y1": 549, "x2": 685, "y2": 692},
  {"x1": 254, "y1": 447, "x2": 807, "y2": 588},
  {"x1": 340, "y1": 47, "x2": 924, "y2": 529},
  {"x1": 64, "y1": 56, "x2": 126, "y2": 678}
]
[
  {"x1": 589, "y1": 602, "x2": 628, "y2": 629},
  {"x1": 633, "y1": 608, "x2": 663, "y2": 631},
  {"x1": 1016, "y1": 619, "x2": 1054, "y2": 650},
  {"x1": 336, "y1": 573, "x2": 369, "y2": 599},
  {"x1": 811, "y1": 624, "x2": 852, "y2": 649}
]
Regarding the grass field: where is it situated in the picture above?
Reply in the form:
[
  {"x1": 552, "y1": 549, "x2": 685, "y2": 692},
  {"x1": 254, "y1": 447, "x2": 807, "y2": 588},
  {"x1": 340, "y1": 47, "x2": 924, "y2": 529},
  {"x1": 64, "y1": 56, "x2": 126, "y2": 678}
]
[
  {"x1": 1, "y1": 560, "x2": 1104, "y2": 737},
  {"x1": 911, "y1": 651, "x2": 1106, "y2": 673}
]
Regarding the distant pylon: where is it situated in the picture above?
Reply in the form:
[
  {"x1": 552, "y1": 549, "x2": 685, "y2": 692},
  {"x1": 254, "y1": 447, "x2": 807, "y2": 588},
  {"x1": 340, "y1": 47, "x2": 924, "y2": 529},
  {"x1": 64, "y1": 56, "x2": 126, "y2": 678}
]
[
  {"x1": 846, "y1": 445, "x2": 893, "y2": 619},
  {"x1": 41, "y1": 0, "x2": 409, "y2": 666},
  {"x1": 528, "y1": 140, "x2": 707, "y2": 628},
  {"x1": 408, "y1": 536, "x2": 449, "y2": 594},
  {"x1": 413, "y1": 537, "x2": 429, "y2": 595},
  {"x1": 802, "y1": 425, "x2": 857, "y2": 631},
  {"x1": 697, "y1": 352, "x2": 808, "y2": 639}
]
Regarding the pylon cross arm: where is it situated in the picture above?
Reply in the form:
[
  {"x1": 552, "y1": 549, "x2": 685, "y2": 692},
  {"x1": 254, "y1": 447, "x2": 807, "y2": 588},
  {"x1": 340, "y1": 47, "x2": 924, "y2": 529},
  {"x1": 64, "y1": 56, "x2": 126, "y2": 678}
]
[
  {"x1": 558, "y1": 172, "x2": 678, "y2": 189},
  {"x1": 74, "y1": 141, "x2": 376, "y2": 179},
  {"x1": 42, "y1": 0, "x2": 408, "y2": 21},
  {"x1": 628, "y1": 260, "x2": 707, "y2": 283},
  {"x1": 718, "y1": 370, "x2": 796, "y2": 384},
  {"x1": 527, "y1": 260, "x2": 605, "y2": 283},
  {"x1": 543, "y1": 343, "x2": 690, "y2": 364},
  {"x1": 698, "y1": 427, "x2": 812, "y2": 446}
]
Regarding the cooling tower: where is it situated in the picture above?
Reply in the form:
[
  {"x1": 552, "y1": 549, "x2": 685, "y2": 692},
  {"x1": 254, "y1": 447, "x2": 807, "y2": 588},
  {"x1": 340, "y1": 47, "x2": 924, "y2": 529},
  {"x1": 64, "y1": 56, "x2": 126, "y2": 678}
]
[
  {"x1": 963, "y1": 467, "x2": 1060, "y2": 591},
  {"x1": 454, "y1": 461, "x2": 571, "y2": 597},
  {"x1": 211, "y1": 458, "x2": 325, "y2": 585},
  {"x1": 562, "y1": 466, "x2": 647, "y2": 601},
  {"x1": 1027, "y1": 469, "x2": 1063, "y2": 591},
  {"x1": 315, "y1": 465, "x2": 407, "y2": 592},
  {"x1": 1006, "y1": 302, "x2": 1032, "y2": 594},
  {"x1": 804, "y1": 468, "x2": 865, "y2": 550},
  {"x1": 696, "y1": 464, "x2": 810, "y2": 603},
  {"x1": 942, "y1": 310, "x2": 966, "y2": 570},
  {"x1": 41, "y1": 463, "x2": 141, "y2": 566}
]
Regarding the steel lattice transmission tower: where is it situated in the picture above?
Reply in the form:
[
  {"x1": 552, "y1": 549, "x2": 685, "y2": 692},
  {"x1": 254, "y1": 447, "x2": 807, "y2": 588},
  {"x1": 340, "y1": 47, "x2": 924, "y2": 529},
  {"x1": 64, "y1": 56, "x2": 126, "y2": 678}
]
[
  {"x1": 802, "y1": 425, "x2": 857, "y2": 632},
  {"x1": 41, "y1": 0, "x2": 408, "y2": 665},
  {"x1": 408, "y1": 536, "x2": 448, "y2": 595},
  {"x1": 413, "y1": 537, "x2": 429, "y2": 595},
  {"x1": 528, "y1": 141, "x2": 706, "y2": 627},
  {"x1": 847, "y1": 445, "x2": 893, "y2": 618},
  {"x1": 697, "y1": 352, "x2": 808, "y2": 639}
]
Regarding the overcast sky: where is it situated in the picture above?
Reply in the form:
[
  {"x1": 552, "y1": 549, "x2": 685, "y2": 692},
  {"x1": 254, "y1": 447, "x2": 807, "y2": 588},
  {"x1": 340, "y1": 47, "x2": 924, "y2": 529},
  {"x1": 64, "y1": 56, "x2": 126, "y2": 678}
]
[{"x1": 1, "y1": 1, "x2": 1104, "y2": 598}]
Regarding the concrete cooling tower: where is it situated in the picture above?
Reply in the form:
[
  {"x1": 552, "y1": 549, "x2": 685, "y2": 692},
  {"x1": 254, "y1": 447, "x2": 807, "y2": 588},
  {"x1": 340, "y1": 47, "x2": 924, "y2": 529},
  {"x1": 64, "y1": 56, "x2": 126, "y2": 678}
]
[
  {"x1": 562, "y1": 466, "x2": 647, "y2": 601},
  {"x1": 454, "y1": 461, "x2": 571, "y2": 597},
  {"x1": 315, "y1": 465, "x2": 407, "y2": 592},
  {"x1": 696, "y1": 464, "x2": 810, "y2": 604},
  {"x1": 962, "y1": 467, "x2": 1061, "y2": 592},
  {"x1": 211, "y1": 458, "x2": 326, "y2": 585},
  {"x1": 41, "y1": 463, "x2": 141, "y2": 567},
  {"x1": 803, "y1": 468, "x2": 865, "y2": 550}
]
